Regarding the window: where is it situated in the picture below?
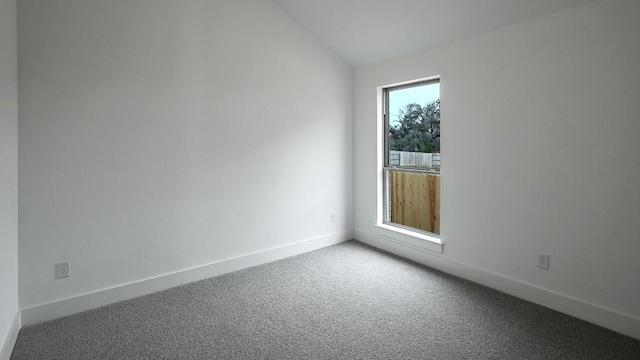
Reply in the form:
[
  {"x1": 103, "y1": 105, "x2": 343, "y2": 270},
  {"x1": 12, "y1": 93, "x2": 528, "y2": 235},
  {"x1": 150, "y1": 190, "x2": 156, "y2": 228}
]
[{"x1": 382, "y1": 79, "x2": 440, "y2": 237}]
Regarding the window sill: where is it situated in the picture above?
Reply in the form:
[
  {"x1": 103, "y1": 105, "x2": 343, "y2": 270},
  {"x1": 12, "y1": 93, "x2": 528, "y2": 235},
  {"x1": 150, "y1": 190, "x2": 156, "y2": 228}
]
[{"x1": 374, "y1": 224, "x2": 443, "y2": 254}]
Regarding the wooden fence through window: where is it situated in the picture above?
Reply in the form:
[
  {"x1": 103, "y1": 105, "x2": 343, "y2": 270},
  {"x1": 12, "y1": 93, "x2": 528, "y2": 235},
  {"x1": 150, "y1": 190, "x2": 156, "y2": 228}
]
[{"x1": 389, "y1": 170, "x2": 440, "y2": 234}]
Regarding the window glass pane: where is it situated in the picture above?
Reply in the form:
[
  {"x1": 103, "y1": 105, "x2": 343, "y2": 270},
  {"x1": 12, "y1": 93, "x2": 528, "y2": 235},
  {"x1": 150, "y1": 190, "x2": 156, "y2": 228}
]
[
  {"x1": 388, "y1": 82, "x2": 440, "y2": 170},
  {"x1": 384, "y1": 80, "x2": 440, "y2": 236},
  {"x1": 386, "y1": 169, "x2": 440, "y2": 234}
]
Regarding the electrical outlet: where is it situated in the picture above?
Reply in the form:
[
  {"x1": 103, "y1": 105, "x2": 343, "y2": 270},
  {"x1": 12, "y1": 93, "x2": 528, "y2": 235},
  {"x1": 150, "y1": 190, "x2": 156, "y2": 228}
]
[
  {"x1": 55, "y1": 261, "x2": 70, "y2": 279},
  {"x1": 537, "y1": 253, "x2": 549, "y2": 270},
  {"x1": 331, "y1": 213, "x2": 336, "y2": 223}
]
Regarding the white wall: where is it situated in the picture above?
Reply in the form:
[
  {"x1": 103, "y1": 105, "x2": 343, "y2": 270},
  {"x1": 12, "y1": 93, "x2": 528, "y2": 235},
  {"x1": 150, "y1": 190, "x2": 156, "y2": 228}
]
[
  {"x1": 19, "y1": 0, "x2": 352, "y2": 312},
  {"x1": 354, "y1": 0, "x2": 640, "y2": 337},
  {"x1": 0, "y1": 0, "x2": 19, "y2": 357}
]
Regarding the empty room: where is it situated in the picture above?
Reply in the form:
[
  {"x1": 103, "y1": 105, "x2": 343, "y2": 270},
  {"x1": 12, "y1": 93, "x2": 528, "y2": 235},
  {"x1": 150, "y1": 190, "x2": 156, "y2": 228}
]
[{"x1": 1, "y1": 0, "x2": 640, "y2": 359}]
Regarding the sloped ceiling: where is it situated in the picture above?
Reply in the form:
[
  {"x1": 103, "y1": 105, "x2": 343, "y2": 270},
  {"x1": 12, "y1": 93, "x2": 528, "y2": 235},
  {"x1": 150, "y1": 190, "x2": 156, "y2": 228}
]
[{"x1": 273, "y1": 0, "x2": 599, "y2": 67}]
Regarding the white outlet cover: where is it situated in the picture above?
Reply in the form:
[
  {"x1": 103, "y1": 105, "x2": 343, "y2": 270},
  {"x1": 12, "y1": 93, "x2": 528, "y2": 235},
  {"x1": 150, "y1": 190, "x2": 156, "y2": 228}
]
[
  {"x1": 55, "y1": 262, "x2": 70, "y2": 279},
  {"x1": 537, "y1": 253, "x2": 549, "y2": 270}
]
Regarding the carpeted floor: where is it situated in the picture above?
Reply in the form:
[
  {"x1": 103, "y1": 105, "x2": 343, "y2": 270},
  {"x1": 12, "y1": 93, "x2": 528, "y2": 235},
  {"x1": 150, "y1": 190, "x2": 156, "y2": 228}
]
[{"x1": 11, "y1": 240, "x2": 640, "y2": 359}]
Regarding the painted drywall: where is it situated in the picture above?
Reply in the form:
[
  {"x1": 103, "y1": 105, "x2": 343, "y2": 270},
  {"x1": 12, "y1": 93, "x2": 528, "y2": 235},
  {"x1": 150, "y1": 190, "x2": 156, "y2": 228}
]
[
  {"x1": 354, "y1": 0, "x2": 640, "y2": 326},
  {"x1": 18, "y1": 0, "x2": 353, "y2": 310},
  {"x1": 0, "y1": 0, "x2": 19, "y2": 356}
]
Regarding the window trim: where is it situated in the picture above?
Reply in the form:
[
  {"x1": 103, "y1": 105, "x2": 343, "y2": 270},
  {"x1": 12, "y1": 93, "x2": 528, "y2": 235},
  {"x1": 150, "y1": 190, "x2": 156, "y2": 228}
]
[
  {"x1": 374, "y1": 223, "x2": 443, "y2": 254},
  {"x1": 376, "y1": 76, "x2": 443, "y2": 254}
]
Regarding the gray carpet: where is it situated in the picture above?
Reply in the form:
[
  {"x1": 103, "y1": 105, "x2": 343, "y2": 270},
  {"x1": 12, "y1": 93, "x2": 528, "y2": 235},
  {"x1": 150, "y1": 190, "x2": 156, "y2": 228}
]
[{"x1": 11, "y1": 240, "x2": 640, "y2": 359}]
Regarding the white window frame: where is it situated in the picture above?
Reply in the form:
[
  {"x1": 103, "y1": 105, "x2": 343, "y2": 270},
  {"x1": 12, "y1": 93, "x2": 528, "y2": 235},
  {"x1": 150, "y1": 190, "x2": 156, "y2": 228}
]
[{"x1": 375, "y1": 76, "x2": 443, "y2": 254}]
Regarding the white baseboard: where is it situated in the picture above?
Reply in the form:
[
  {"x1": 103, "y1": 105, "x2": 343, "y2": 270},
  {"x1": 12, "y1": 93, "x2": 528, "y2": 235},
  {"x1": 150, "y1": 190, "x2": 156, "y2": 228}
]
[
  {"x1": 21, "y1": 231, "x2": 352, "y2": 327},
  {"x1": 0, "y1": 311, "x2": 20, "y2": 360},
  {"x1": 355, "y1": 228, "x2": 640, "y2": 341}
]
